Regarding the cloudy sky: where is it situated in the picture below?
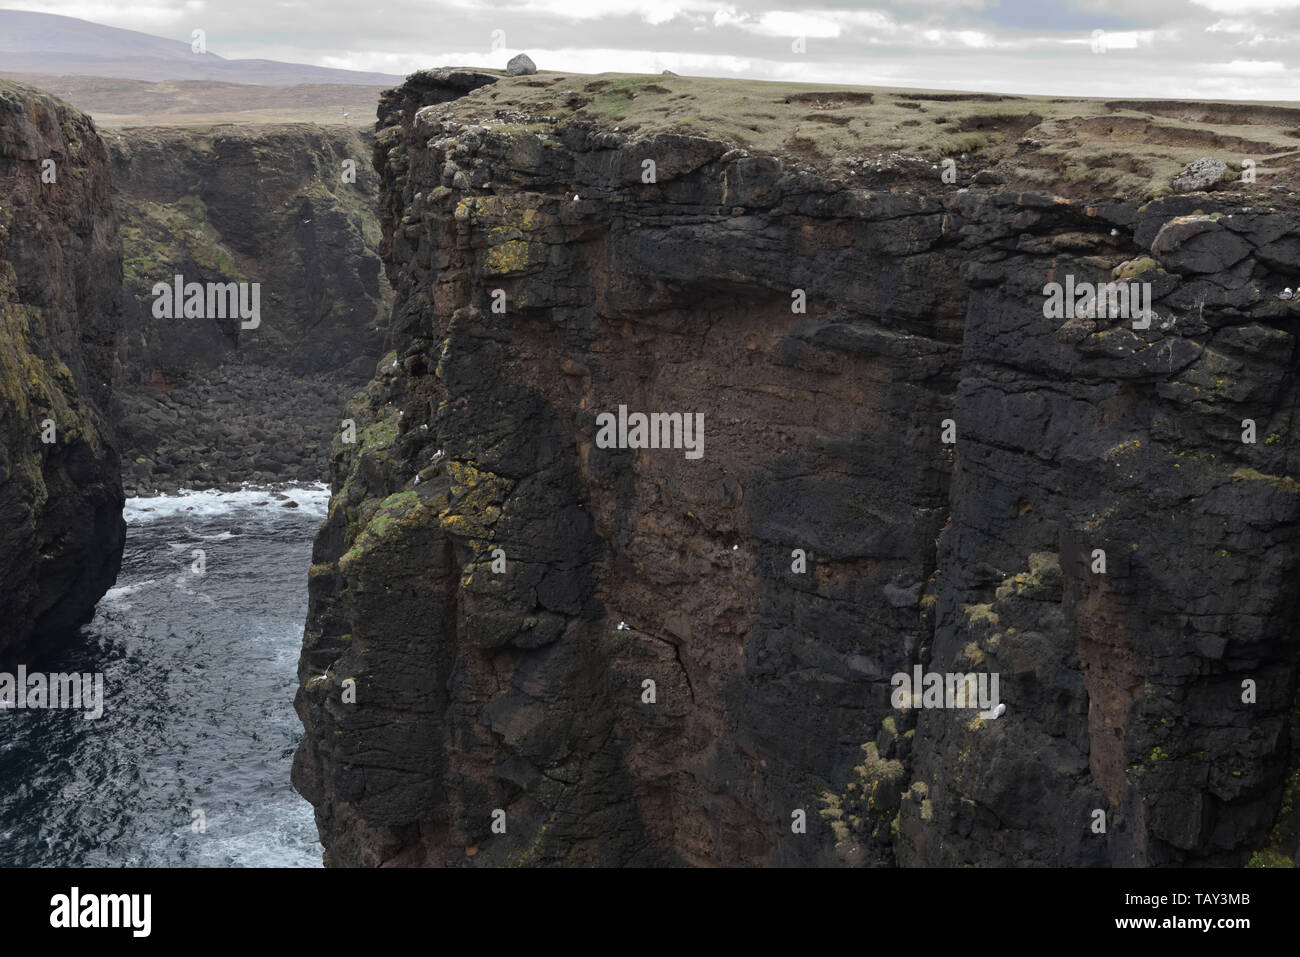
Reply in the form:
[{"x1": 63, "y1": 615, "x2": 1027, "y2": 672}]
[{"x1": 3, "y1": 0, "x2": 1299, "y2": 99}]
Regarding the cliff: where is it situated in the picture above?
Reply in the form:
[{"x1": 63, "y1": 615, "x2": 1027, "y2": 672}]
[
  {"x1": 107, "y1": 124, "x2": 390, "y2": 493},
  {"x1": 0, "y1": 79, "x2": 125, "y2": 661},
  {"x1": 294, "y1": 69, "x2": 1300, "y2": 867}
]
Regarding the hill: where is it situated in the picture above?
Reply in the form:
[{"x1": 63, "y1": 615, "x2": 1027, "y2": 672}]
[
  {"x1": 0, "y1": 73, "x2": 385, "y2": 127},
  {"x1": 0, "y1": 10, "x2": 402, "y2": 86}
]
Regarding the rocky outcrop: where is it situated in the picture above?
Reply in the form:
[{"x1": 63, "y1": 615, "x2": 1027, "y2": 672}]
[
  {"x1": 0, "y1": 80, "x2": 124, "y2": 661},
  {"x1": 107, "y1": 124, "x2": 390, "y2": 493},
  {"x1": 294, "y1": 70, "x2": 1300, "y2": 867}
]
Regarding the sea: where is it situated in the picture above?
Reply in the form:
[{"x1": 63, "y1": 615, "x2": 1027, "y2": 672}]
[{"x1": 0, "y1": 485, "x2": 329, "y2": 867}]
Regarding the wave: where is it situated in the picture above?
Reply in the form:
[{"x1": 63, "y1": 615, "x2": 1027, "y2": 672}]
[
  {"x1": 101, "y1": 579, "x2": 160, "y2": 603},
  {"x1": 124, "y1": 483, "x2": 331, "y2": 523}
]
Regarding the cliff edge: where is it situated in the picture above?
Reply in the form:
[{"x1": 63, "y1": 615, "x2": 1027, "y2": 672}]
[
  {"x1": 0, "y1": 79, "x2": 125, "y2": 661},
  {"x1": 294, "y1": 69, "x2": 1300, "y2": 867}
]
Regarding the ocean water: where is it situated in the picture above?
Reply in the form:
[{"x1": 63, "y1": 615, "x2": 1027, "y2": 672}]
[{"x1": 0, "y1": 485, "x2": 329, "y2": 867}]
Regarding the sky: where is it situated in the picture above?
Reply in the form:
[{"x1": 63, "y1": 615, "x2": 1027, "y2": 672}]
[{"x1": 2, "y1": 0, "x2": 1299, "y2": 99}]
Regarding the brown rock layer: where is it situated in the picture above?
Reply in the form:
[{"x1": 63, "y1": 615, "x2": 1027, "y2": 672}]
[{"x1": 294, "y1": 71, "x2": 1300, "y2": 867}]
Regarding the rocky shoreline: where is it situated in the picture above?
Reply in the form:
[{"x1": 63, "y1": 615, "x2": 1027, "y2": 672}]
[{"x1": 116, "y1": 361, "x2": 361, "y2": 496}]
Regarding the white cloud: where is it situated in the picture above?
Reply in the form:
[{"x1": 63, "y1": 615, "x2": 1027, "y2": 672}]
[
  {"x1": 0, "y1": 1, "x2": 197, "y2": 28},
  {"x1": 1060, "y1": 29, "x2": 1158, "y2": 52},
  {"x1": 752, "y1": 11, "x2": 842, "y2": 39},
  {"x1": 712, "y1": 7, "x2": 742, "y2": 28},
  {"x1": 442, "y1": 0, "x2": 709, "y2": 24},
  {"x1": 920, "y1": 28, "x2": 996, "y2": 48},
  {"x1": 837, "y1": 10, "x2": 901, "y2": 31},
  {"x1": 1191, "y1": 0, "x2": 1300, "y2": 11},
  {"x1": 1206, "y1": 57, "x2": 1287, "y2": 73},
  {"x1": 1092, "y1": 29, "x2": 1155, "y2": 49},
  {"x1": 1206, "y1": 17, "x2": 1257, "y2": 32},
  {"x1": 710, "y1": 6, "x2": 899, "y2": 38},
  {"x1": 894, "y1": 0, "x2": 986, "y2": 7}
]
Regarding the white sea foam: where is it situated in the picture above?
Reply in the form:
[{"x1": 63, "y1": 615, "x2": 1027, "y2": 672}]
[
  {"x1": 124, "y1": 483, "x2": 331, "y2": 523},
  {"x1": 6, "y1": 488, "x2": 325, "y2": 868},
  {"x1": 188, "y1": 530, "x2": 238, "y2": 541},
  {"x1": 101, "y1": 579, "x2": 158, "y2": 603}
]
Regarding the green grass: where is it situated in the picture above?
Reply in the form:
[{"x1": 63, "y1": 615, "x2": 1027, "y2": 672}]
[
  {"x1": 432, "y1": 70, "x2": 1300, "y2": 201},
  {"x1": 1247, "y1": 849, "x2": 1293, "y2": 868},
  {"x1": 118, "y1": 195, "x2": 244, "y2": 284}
]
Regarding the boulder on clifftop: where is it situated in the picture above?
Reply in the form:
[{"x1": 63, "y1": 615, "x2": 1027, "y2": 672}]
[
  {"x1": 506, "y1": 53, "x2": 537, "y2": 75},
  {"x1": 1171, "y1": 157, "x2": 1229, "y2": 193}
]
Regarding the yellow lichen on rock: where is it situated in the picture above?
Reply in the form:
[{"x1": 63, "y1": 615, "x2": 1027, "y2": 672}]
[{"x1": 439, "y1": 459, "x2": 513, "y2": 540}]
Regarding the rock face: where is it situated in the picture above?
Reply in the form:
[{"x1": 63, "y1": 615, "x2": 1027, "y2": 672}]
[
  {"x1": 0, "y1": 80, "x2": 125, "y2": 662},
  {"x1": 294, "y1": 71, "x2": 1300, "y2": 867},
  {"x1": 108, "y1": 124, "x2": 390, "y2": 493}
]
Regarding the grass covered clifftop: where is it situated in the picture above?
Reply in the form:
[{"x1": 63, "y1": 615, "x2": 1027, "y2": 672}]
[
  {"x1": 419, "y1": 69, "x2": 1300, "y2": 202},
  {"x1": 0, "y1": 73, "x2": 385, "y2": 128}
]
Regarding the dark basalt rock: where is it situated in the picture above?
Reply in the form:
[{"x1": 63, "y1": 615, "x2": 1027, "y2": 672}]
[
  {"x1": 293, "y1": 71, "x2": 1300, "y2": 867},
  {"x1": 1151, "y1": 214, "x2": 1253, "y2": 274},
  {"x1": 107, "y1": 125, "x2": 391, "y2": 494},
  {"x1": 0, "y1": 81, "x2": 125, "y2": 662}
]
